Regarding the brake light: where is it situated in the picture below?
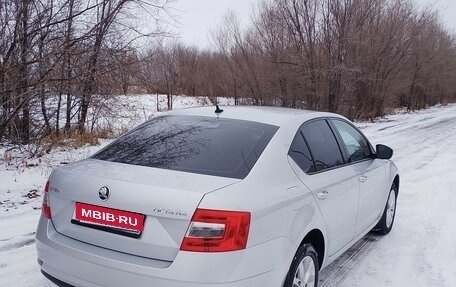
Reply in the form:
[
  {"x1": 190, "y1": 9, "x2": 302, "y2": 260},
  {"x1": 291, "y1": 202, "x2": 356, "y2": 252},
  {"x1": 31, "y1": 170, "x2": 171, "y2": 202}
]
[
  {"x1": 41, "y1": 180, "x2": 51, "y2": 219},
  {"x1": 180, "y1": 209, "x2": 251, "y2": 252}
]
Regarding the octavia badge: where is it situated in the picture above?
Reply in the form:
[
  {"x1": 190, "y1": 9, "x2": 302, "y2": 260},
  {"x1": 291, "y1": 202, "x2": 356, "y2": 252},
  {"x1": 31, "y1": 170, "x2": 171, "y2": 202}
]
[{"x1": 98, "y1": 186, "x2": 110, "y2": 201}]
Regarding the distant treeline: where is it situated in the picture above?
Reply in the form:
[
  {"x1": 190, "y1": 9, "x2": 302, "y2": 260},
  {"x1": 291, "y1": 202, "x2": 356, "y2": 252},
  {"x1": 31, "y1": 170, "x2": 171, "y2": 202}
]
[
  {"x1": 145, "y1": 0, "x2": 456, "y2": 120},
  {"x1": 1, "y1": 0, "x2": 455, "y2": 145}
]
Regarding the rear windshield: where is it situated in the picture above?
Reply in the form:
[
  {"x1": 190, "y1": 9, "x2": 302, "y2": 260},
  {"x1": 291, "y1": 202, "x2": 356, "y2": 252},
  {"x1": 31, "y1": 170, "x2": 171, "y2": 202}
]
[{"x1": 92, "y1": 115, "x2": 279, "y2": 179}]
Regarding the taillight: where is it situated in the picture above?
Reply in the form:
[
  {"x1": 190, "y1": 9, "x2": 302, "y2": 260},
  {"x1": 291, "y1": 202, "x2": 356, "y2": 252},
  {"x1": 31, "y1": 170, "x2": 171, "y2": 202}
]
[
  {"x1": 180, "y1": 208, "x2": 251, "y2": 252},
  {"x1": 41, "y1": 180, "x2": 51, "y2": 219}
]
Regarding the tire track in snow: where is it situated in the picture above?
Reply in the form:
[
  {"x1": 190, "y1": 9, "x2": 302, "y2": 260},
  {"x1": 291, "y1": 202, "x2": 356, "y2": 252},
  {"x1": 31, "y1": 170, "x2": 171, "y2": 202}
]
[
  {"x1": 0, "y1": 238, "x2": 35, "y2": 252},
  {"x1": 376, "y1": 116, "x2": 456, "y2": 174},
  {"x1": 319, "y1": 234, "x2": 379, "y2": 287}
]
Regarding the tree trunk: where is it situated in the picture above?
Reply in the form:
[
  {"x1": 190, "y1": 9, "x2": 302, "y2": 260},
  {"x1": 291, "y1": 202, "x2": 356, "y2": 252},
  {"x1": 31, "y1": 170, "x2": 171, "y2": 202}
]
[
  {"x1": 18, "y1": 0, "x2": 30, "y2": 142},
  {"x1": 64, "y1": 0, "x2": 75, "y2": 133},
  {"x1": 78, "y1": 32, "x2": 102, "y2": 134}
]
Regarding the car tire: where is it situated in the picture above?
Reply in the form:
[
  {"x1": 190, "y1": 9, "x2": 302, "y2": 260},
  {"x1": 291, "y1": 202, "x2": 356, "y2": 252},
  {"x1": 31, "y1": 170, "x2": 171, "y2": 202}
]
[
  {"x1": 373, "y1": 183, "x2": 398, "y2": 235},
  {"x1": 283, "y1": 244, "x2": 319, "y2": 287}
]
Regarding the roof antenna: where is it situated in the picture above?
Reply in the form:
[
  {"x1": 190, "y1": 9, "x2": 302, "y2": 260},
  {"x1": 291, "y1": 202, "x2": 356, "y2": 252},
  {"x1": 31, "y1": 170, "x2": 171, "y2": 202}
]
[{"x1": 215, "y1": 105, "x2": 224, "y2": 114}]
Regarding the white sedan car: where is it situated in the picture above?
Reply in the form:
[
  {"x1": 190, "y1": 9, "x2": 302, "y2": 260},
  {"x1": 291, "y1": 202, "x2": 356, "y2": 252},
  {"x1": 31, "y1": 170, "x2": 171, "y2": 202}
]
[{"x1": 36, "y1": 106, "x2": 399, "y2": 287}]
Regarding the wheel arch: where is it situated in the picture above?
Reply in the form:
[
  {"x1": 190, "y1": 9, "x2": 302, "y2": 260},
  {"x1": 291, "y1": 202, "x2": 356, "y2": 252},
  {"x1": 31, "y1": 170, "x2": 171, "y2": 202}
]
[
  {"x1": 299, "y1": 229, "x2": 325, "y2": 270},
  {"x1": 393, "y1": 174, "x2": 400, "y2": 195}
]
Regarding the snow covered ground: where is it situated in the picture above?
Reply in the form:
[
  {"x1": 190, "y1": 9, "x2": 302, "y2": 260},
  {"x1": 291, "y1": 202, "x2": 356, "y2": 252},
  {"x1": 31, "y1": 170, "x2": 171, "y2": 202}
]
[
  {"x1": 37, "y1": 94, "x2": 234, "y2": 137},
  {"x1": 0, "y1": 99, "x2": 455, "y2": 286}
]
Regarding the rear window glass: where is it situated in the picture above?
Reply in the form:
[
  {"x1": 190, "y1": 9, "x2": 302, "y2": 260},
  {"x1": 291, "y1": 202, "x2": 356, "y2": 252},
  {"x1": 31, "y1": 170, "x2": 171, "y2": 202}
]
[{"x1": 92, "y1": 116, "x2": 279, "y2": 179}]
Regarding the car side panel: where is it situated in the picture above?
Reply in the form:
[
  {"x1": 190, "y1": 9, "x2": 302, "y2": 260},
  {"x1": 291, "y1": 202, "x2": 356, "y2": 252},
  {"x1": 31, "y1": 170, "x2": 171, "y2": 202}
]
[
  {"x1": 198, "y1": 125, "x2": 328, "y2": 283},
  {"x1": 288, "y1": 159, "x2": 359, "y2": 256},
  {"x1": 352, "y1": 159, "x2": 389, "y2": 235}
]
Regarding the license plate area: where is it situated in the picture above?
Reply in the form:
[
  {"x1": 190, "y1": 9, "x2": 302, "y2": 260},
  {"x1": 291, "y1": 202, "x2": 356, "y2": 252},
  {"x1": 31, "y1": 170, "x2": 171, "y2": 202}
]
[{"x1": 72, "y1": 202, "x2": 145, "y2": 239}]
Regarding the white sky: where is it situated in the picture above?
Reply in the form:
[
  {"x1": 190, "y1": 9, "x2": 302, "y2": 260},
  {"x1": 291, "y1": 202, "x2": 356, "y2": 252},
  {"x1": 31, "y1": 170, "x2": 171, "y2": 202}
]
[
  {"x1": 414, "y1": 0, "x2": 456, "y2": 31},
  {"x1": 171, "y1": 0, "x2": 262, "y2": 50},
  {"x1": 171, "y1": 0, "x2": 456, "y2": 50}
]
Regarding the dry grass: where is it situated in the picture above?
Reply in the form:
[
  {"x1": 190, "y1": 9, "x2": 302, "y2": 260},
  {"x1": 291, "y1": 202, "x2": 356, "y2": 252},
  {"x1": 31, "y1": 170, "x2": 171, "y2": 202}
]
[
  {"x1": 72, "y1": 133, "x2": 100, "y2": 148},
  {"x1": 37, "y1": 128, "x2": 116, "y2": 153}
]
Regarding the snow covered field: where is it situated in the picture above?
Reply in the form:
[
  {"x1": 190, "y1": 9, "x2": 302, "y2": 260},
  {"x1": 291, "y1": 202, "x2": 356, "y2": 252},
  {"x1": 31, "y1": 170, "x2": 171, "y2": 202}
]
[{"x1": 0, "y1": 99, "x2": 455, "y2": 286}]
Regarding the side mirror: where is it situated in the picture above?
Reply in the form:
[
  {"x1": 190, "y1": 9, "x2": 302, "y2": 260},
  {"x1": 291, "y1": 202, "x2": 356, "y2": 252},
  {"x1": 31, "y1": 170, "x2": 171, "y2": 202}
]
[{"x1": 376, "y1": 144, "x2": 393, "y2": 160}]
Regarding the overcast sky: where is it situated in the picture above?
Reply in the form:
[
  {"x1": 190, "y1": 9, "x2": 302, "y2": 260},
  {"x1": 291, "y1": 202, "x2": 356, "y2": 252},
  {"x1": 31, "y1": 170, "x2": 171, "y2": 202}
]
[
  {"x1": 171, "y1": 0, "x2": 262, "y2": 49},
  {"x1": 416, "y1": 0, "x2": 456, "y2": 30},
  {"x1": 171, "y1": 0, "x2": 456, "y2": 50}
]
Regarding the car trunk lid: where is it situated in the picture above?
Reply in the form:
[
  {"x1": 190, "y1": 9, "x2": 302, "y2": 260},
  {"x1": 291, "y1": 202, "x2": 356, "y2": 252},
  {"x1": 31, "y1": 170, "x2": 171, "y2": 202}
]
[{"x1": 49, "y1": 159, "x2": 240, "y2": 262}]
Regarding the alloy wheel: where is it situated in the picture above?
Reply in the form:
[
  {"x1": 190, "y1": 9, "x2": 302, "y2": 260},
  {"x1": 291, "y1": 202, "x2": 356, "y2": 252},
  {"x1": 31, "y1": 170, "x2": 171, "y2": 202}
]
[
  {"x1": 293, "y1": 256, "x2": 316, "y2": 287},
  {"x1": 386, "y1": 189, "x2": 396, "y2": 228}
]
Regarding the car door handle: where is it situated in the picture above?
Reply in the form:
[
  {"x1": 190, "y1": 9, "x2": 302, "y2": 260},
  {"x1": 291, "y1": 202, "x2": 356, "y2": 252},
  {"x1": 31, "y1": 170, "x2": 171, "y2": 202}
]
[
  {"x1": 359, "y1": 175, "x2": 368, "y2": 183},
  {"x1": 317, "y1": 191, "x2": 329, "y2": 200}
]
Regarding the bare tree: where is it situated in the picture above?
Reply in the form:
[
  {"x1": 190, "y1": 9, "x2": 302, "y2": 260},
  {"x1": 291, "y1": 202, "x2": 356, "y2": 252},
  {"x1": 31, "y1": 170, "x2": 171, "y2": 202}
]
[{"x1": 0, "y1": 0, "x2": 171, "y2": 144}]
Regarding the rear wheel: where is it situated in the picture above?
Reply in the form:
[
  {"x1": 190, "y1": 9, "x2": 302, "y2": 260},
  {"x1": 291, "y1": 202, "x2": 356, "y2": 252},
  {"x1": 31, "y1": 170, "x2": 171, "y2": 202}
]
[
  {"x1": 284, "y1": 244, "x2": 319, "y2": 287},
  {"x1": 373, "y1": 183, "x2": 397, "y2": 235}
]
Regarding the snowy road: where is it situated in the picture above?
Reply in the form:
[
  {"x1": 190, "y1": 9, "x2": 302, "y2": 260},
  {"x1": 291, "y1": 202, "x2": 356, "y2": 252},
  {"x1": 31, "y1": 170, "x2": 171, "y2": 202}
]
[
  {"x1": 320, "y1": 105, "x2": 456, "y2": 286},
  {"x1": 1, "y1": 104, "x2": 455, "y2": 286}
]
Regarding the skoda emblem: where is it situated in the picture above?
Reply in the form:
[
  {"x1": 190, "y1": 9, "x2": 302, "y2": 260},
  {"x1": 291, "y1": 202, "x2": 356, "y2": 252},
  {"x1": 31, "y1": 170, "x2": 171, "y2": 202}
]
[{"x1": 98, "y1": 186, "x2": 110, "y2": 201}]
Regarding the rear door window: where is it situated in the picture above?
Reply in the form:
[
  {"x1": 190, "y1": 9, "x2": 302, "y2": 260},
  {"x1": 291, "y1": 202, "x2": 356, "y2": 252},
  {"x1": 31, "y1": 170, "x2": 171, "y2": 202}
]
[
  {"x1": 301, "y1": 120, "x2": 344, "y2": 172},
  {"x1": 92, "y1": 116, "x2": 278, "y2": 179}
]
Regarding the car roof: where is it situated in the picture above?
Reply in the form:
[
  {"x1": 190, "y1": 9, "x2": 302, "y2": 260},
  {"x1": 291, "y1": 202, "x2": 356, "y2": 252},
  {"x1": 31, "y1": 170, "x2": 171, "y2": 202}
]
[{"x1": 167, "y1": 105, "x2": 343, "y2": 127}]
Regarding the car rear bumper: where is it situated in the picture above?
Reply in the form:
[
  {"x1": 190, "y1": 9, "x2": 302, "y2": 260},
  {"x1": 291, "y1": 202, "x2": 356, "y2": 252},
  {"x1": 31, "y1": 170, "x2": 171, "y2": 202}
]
[{"x1": 36, "y1": 217, "x2": 295, "y2": 287}]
